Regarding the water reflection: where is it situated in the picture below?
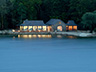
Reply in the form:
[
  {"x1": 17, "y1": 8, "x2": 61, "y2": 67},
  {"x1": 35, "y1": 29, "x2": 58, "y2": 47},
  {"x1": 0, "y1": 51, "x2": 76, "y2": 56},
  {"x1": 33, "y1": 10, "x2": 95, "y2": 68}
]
[
  {"x1": 18, "y1": 35, "x2": 52, "y2": 38},
  {"x1": 57, "y1": 35, "x2": 62, "y2": 38},
  {"x1": 67, "y1": 36, "x2": 77, "y2": 39},
  {"x1": 16, "y1": 35, "x2": 78, "y2": 39}
]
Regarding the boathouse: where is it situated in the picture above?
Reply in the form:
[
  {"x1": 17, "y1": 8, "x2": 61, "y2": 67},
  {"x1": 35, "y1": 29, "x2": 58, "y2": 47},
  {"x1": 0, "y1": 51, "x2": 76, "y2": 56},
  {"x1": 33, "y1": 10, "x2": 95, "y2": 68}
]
[
  {"x1": 19, "y1": 19, "x2": 77, "y2": 32},
  {"x1": 66, "y1": 20, "x2": 77, "y2": 31},
  {"x1": 46, "y1": 19, "x2": 66, "y2": 32},
  {"x1": 20, "y1": 20, "x2": 52, "y2": 32}
]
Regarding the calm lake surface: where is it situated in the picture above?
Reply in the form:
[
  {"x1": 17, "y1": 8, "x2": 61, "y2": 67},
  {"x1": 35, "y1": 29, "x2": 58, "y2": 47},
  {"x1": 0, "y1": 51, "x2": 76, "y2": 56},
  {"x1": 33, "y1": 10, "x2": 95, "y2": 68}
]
[{"x1": 0, "y1": 35, "x2": 96, "y2": 72}]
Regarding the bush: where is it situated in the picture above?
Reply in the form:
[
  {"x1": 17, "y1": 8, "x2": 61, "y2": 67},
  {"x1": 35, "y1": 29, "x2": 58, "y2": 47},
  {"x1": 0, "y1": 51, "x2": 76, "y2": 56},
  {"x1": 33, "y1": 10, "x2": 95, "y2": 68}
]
[{"x1": 94, "y1": 28, "x2": 96, "y2": 32}]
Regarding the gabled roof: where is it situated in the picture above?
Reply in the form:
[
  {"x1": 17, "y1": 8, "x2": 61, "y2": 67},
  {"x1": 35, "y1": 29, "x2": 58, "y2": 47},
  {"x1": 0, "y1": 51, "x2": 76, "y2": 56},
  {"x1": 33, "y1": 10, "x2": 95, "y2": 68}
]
[
  {"x1": 20, "y1": 20, "x2": 46, "y2": 26},
  {"x1": 46, "y1": 19, "x2": 66, "y2": 25},
  {"x1": 67, "y1": 20, "x2": 77, "y2": 26}
]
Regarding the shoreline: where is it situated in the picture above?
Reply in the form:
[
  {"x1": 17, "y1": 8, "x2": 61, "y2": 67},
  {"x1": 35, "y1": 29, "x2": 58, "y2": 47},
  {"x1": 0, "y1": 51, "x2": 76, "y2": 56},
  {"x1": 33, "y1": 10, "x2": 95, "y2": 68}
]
[{"x1": 0, "y1": 30, "x2": 96, "y2": 38}]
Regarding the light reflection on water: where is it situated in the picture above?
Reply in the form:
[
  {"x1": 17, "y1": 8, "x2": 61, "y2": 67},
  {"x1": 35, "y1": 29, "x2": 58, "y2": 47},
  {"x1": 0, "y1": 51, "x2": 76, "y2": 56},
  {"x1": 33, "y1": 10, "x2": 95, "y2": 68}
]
[
  {"x1": 18, "y1": 35, "x2": 52, "y2": 38},
  {"x1": 16, "y1": 35, "x2": 77, "y2": 39},
  {"x1": 0, "y1": 35, "x2": 96, "y2": 72}
]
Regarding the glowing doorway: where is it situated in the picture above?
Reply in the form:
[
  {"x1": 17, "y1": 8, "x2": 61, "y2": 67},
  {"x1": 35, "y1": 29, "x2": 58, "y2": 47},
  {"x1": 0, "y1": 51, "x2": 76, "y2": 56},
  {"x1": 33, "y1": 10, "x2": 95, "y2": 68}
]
[{"x1": 57, "y1": 26, "x2": 62, "y2": 31}]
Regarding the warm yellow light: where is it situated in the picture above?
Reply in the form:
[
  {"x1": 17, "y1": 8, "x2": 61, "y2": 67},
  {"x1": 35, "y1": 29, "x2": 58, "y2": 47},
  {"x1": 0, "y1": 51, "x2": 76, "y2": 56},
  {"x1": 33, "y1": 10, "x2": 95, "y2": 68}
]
[
  {"x1": 59, "y1": 22, "x2": 61, "y2": 24},
  {"x1": 69, "y1": 26, "x2": 72, "y2": 30},
  {"x1": 18, "y1": 35, "x2": 20, "y2": 38},
  {"x1": 33, "y1": 26, "x2": 37, "y2": 31},
  {"x1": 42, "y1": 26, "x2": 47, "y2": 31},
  {"x1": 28, "y1": 35, "x2": 32, "y2": 38},
  {"x1": 24, "y1": 26, "x2": 28, "y2": 31},
  {"x1": 33, "y1": 35, "x2": 37, "y2": 38},
  {"x1": 18, "y1": 30, "x2": 20, "y2": 32},
  {"x1": 38, "y1": 26, "x2": 42, "y2": 32},
  {"x1": 24, "y1": 26, "x2": 27, "y2": 29},
  {"x1": 47, "y1": 35, "x2": 52, "y2": 38},
  {"x1": 22, "y1": 35, "x2": 28, "y2": 38},
  {"x1": 12, "y1": 29, "x2": 15, "y2": 32},
  {"x1": 42, "y1": 35, "x2": 46, "y2": 38},
  {"x1": 47, "y1": 26, "x2": 52, "y2": 32},
  {"x1": 57, "y1": 26, "x2": 62, "y2": 31},
  {"x1": 73, "y1": 26, "x2": 77, "y2": 30},
  {"x1": 20, "y1": 26, "x2": 23, "y2": 31},
  {"x1": 38, "y1": 35, "x2": 42, "y2": 38},
  {"x1": 29, "y1": 26, "x2": 32, "y2": 32}
]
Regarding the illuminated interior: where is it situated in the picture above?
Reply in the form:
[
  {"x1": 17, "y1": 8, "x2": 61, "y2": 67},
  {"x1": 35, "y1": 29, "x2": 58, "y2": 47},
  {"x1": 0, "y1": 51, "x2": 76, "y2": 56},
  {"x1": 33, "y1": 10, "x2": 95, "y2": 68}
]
[
  {"x1": 20, "y1": 26, "x2": 23, "y2": 31},
  {"x1": 33, "y1": 26, "x2": 37, "y2": 31},
  {"x1": 73, "y1": 26, "x2": 77, "y2": 30},
  {"x1": 24, "y1": 26, "x2": 28, "y2": 31},
  {"x1": 47, "y1": 26, "x2": 52, "y2": 32},
  {"x1": 69, "y1": 26, "x2": 73, "y2": 30},
  {"x1": 57, "y1": 26, "x2": 62, "y2": 31},
  {"x1": 28, "y1": 26, "x2": 33, "y2": 32},
  {"x1": 42, "y1": 26, "x2": 47, "y2": 31},
  {"x1": 38, "y1": 26, "x2": 42, "y2": 32}
]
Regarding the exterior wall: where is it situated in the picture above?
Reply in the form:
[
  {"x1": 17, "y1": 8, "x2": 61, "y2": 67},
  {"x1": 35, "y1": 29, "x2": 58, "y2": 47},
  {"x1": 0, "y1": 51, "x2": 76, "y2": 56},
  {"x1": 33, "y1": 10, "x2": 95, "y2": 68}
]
[{"x1": 51, "y1": 21, "x2": 66, "y2": 32}]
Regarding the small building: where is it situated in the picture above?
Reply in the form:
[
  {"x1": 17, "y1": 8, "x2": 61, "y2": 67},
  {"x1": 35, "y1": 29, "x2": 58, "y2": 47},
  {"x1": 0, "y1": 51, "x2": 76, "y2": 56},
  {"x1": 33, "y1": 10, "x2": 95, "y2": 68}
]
[
  {"x1": 18, "y1": 19, "x2": 77, "y2": 32},
  {"x1": 20, "y1": 20, "x2": 52, "y2": 32},
  {"x1": 66, "y1": 20, "x2": 77, "y2": 31},
  {"x1": 46, "y1": 19, "x2": 66, "y2": 32}
]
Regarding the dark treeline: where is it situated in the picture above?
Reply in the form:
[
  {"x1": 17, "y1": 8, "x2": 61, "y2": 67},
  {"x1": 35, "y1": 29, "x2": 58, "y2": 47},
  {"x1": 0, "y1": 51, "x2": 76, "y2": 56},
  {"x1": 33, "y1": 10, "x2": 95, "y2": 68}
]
[{"x1": 0, "y1": 0, "x2": 96, "y2": 29}]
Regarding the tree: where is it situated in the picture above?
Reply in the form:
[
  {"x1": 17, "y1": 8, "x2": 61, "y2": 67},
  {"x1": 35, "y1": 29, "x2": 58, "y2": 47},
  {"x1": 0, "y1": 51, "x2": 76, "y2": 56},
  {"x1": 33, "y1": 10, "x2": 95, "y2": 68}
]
[
  {"x1": 81, "y1": 12, "x2": 96, "y2": 33},
  {"x1": 0, "y1": 0, "x2": 7, "y2": 29}
]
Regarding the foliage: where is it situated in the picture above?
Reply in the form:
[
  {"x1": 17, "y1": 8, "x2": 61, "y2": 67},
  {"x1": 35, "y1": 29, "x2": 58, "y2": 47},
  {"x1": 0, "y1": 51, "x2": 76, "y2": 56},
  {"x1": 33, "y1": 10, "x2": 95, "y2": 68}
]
[
  {"x1": 0, "y1": 0, "x2": 96, "y2": 29},
  {"x1": 81, "y1": 12, "x2": 96, "y2": 33},
  {"x1": 94, "y1": 28, "x2": 96, "y2": 32}
]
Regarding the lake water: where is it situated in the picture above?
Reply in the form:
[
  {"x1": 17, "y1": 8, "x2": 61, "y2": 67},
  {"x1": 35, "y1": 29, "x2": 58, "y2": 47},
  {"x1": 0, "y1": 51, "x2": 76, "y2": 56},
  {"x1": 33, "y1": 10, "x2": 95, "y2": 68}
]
[{"x1": 0, "y1": 35, "x2": 96, "y2": 72}]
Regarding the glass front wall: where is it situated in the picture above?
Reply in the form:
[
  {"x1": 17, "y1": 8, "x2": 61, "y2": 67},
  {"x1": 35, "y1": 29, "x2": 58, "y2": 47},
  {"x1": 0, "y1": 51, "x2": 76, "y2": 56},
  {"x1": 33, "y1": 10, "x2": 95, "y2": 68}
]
[
  {"x1": 42, "y1": 26, "x2": 47, "y2": 31},
  {"x1": 24, "y1": 26, "x2": 28, "y2": 31},
  {"x1": 33, "y1": 26, "x2": 37, "y2": 31},
  {"x1": 29, "y1": 26, "x2": 33, "y2": 32},
  {"x1": 38, "y1": 26, "x2": 42, "y2": 32},
  {"x1": 20, "y1": 26, "x2": 23, "y2": 31}
]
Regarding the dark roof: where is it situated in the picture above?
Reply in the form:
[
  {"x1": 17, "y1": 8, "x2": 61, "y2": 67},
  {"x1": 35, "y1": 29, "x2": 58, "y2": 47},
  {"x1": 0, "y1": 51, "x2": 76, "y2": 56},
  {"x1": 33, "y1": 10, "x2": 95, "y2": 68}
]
[
  {"x1": 20, "y1": 20, "x2": 46, "y2": 26},
  {"x1": 46, "y1": 19, "x2": 66, "y2": 25},
  {"x1": 67, "y1": 20, "x2": 77, "y2": 26}
]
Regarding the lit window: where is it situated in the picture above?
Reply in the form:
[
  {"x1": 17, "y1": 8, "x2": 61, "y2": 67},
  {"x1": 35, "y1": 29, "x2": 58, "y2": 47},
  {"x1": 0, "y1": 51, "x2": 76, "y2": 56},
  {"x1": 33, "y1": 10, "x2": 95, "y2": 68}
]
[
  {"x1": 57, "y1": 26, "x2": 62, "y2": 31},
  {"x1": 73, "y1": 26, "x2": 77, "y2": 30},
  {"x1": 24, "y1": 26, "x2": 28, "y2": 31},
  {"x1": 33, "y1": 26, "x2": 37, "y2": 31},
  {"x1": 38, "y1": 26, "x2": 42, "y2": 32},
  {"x1": 69, "y1": 26, "x2": 73, "y2": 30},
  {"x1": 42, "y1": 26, "x2": 47, "y2": 31},
  {"x1": 29, "y1": 26, "x2": 33, "y2": 31},
  {"x1": 47, "y1": 26, "x2": 52, "y2": 32},
  {"x1": 20, "y1": 26, "x2": 24, "y2": 30}
]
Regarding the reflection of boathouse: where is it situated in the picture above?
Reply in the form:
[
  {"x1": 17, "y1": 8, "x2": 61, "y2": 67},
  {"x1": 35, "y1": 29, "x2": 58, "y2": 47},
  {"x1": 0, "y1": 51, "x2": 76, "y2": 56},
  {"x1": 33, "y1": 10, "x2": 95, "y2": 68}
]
[{"x1": 19, "y1": 19, "x2": 77, "y2": 32}]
